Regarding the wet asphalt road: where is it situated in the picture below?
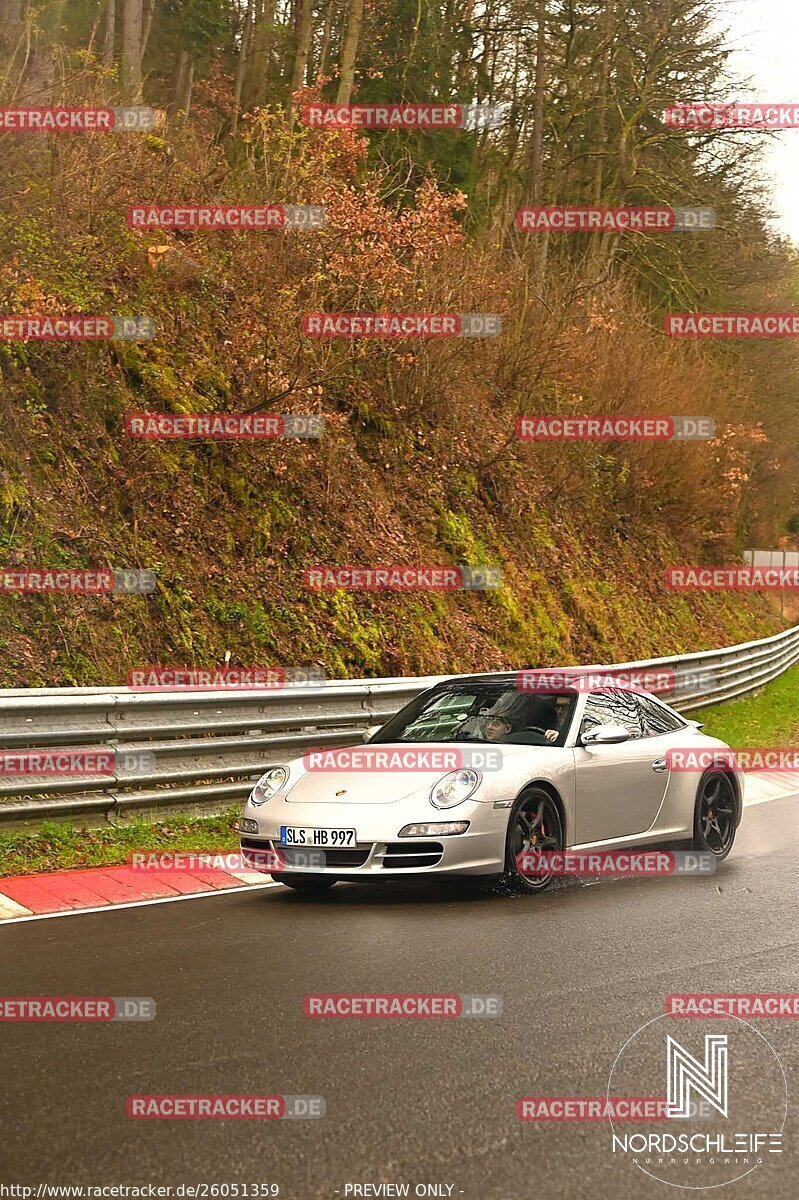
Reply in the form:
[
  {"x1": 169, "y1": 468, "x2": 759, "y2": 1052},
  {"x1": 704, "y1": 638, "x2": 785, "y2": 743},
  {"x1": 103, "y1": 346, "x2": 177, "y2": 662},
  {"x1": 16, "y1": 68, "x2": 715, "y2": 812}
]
[{"x1": 1, "y1": 794, "x2": 797, "y2": 1200}]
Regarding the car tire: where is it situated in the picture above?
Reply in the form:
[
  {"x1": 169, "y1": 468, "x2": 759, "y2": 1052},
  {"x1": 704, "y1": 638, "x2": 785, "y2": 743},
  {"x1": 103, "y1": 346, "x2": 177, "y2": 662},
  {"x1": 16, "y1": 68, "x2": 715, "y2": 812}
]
[
  {"x1": 503, "y1": 786, "x2": 564, "y2": 894},
  {"x1": 277, "y1": 873, "x2": 338, "y2": 893},
  {"x1": 691, "y1": 770, "x2": 737, "y2": 861}
]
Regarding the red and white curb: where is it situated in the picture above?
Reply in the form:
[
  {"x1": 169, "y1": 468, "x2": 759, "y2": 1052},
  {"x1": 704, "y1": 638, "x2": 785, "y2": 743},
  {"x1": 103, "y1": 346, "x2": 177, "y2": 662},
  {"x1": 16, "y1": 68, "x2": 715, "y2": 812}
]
[
  {"x1": 0, "y1": 772, "x2": 794, "y2": 925},
  {"x1": 744, "y1": 768, "x2": 799, "y2": 808},
  {"x1": 0, "y1": 862, "x2": 281, "y2": 923}
]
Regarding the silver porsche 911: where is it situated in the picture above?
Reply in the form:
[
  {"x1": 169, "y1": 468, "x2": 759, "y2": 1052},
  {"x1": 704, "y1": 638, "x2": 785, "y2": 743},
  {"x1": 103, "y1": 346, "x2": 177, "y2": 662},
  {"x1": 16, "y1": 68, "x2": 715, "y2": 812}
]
[{"x1": 238, "y1": 676, "x2": 743, "y2": 895}]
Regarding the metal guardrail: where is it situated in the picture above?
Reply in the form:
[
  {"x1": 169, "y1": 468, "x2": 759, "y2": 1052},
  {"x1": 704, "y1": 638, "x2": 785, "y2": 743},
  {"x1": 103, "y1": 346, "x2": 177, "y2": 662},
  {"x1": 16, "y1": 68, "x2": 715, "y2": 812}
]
[{"x1": 1, "y1": 623, "x2": 798, "y2": 827}]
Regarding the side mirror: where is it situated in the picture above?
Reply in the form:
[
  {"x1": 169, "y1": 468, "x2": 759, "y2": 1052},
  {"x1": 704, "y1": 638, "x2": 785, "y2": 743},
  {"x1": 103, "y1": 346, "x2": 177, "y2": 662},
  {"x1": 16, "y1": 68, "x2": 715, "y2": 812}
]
[
  {"x1": 581, "y1": 723, "x2": 630, "y2": 747},
  {"x1": 362, "y1": 724, "x2": 384, "y2": 743}
]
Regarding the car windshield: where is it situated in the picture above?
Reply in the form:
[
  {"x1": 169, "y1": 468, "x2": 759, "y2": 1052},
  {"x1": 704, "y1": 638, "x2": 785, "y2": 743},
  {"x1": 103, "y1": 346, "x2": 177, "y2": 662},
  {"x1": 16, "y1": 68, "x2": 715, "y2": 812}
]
[{"x1": 372, "y1": 685, "x2": 577, "y2": 747}]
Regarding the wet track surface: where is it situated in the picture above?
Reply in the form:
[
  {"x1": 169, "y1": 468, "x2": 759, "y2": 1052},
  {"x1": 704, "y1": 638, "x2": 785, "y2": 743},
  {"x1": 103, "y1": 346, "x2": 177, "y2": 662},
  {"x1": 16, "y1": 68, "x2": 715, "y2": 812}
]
[{"x1": 2, "y1": 794, "x2": 797, "y2": 1199}]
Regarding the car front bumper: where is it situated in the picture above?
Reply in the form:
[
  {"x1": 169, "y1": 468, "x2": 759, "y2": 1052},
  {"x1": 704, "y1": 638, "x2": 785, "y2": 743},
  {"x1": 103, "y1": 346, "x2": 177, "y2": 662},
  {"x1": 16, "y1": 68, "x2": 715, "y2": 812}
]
[{"x1": 239, "y1": 797, "x2": 509, "y2": 878}]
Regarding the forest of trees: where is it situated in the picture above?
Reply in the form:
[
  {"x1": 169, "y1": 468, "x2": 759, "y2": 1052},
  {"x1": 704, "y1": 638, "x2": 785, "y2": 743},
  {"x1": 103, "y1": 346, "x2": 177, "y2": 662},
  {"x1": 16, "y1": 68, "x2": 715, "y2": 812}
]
[
  {"x1": 0, "y1": 1, "x2": 793, "y2": 308},
  {"x1": 0, "y1": 1, "x2": 797, "y2": 682}
]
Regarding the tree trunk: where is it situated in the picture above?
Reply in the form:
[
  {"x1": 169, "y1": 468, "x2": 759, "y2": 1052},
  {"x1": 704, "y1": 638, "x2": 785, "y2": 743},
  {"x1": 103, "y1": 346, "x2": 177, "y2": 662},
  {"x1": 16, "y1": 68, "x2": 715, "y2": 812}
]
[
  {"x1": 102, "y1": 0, "x2": 116, "y2": 67},
  {"x1": 169, "y1": 48, "x2": 194, "y2": 118},
  {"x1": 335, "y1": 0, "x2": 363, "y2": 104},
  {"x1": 231, "y1": 0, "x2": 255, "y2": 137},
  {"x1": 530, "y1": 0, "x2": 546, "y2": 204},
  {"x1": 121, "y1": 0, "x2": 143, "y2": 101},
  {"x1": 456, "y1": 0, "x2": 475, "y2": 96},
  {"x1": 590, "y1": 2, "x2": 617, "y2": 269},
  {"x1": 591, "y1": 0, "x2": 616, "y2": 205},
  {"x1": 315, "y1": 0, "x2": 335, "y2": 81},
  {"x1": 245, "y1": 0, "x2": 277, "y2": 109},
  {"x1": 529, "y1": 0, "x2": 549, "y2": 280},
  {"x1": 288, "y1": 0, "x2": 314, "y2": 108},
  {"x1": 141, "y1": 0, "x2": 155, "y2": 61},
  {"x1": 21, "y1": 0, "x2": 66, "y2": 104},
  {"x1": 183, "y1": 59, "x2": 194, "y2": 117}
]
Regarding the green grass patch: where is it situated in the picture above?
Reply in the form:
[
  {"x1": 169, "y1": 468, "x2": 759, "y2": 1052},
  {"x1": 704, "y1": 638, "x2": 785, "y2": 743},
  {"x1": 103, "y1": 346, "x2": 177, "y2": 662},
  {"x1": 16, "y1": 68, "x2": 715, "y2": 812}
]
[
  {"x1": 692, "y1": 664, "x2": 799, "y2": 747},
  {"x1": 0, "y1": 807, "x2": 241, "y2": 878}
]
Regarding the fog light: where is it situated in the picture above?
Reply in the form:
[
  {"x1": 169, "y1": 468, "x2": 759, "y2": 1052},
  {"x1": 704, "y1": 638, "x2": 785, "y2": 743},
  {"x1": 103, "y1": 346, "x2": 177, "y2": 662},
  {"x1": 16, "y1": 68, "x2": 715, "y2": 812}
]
[
  {"x1": 239, "y1": 818, "x2": 259, "y2": 834},
  {"x1": 398, "y1": 821, "x2": 469, "y2": 837}
]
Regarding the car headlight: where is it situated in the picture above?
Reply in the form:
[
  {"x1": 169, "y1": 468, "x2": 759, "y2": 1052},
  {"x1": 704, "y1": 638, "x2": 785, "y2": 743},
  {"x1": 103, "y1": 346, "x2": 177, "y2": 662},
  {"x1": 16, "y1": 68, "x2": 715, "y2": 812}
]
[
  {"x1": 430, "y1": 768, "x2": 481, "y2": 809},
  {"x1": 251, "y1": 766, "x2": 288, "y2": 806}
]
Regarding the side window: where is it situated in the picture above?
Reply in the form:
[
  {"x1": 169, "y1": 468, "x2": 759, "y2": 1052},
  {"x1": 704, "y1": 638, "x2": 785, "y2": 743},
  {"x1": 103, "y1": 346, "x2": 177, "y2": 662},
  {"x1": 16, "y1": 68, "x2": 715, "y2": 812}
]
[
  {"x1": 581, "y1": 692, "x2": 616, "y2": 737},
  {"x1": 636, "y1": 694, "x2": 686, "y2": 736},
  {"x1": 606, "y1": 690, "x2": 646, "y2": 739},
  {"x1": 580, "y1": 690, "x2": 645, "y2": 740}
]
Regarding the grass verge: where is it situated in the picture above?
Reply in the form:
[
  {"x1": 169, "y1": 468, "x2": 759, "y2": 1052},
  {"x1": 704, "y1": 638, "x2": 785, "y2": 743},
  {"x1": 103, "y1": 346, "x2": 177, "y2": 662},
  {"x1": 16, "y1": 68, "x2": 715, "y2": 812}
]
[
  {"x1": 0, "y1": 807, "x2": 241, "y2": 878},
  {"x1": 692, "y1": 663, "x2": 799, "y2": 747}
]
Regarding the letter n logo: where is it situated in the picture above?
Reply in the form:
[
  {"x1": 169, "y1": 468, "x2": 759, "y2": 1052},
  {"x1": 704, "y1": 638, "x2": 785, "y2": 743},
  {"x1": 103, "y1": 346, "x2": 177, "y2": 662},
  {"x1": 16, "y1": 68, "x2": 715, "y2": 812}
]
[{"x1": 666, "y1": 1034, "x2": 728, "y2": 1118}]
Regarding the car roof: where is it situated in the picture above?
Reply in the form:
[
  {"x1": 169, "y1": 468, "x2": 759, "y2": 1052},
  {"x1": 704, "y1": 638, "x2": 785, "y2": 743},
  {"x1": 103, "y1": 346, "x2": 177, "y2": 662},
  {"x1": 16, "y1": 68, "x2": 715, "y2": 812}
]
[
  {"x1": 427, "y1": 676, "x2": 669, "y2": 704},
  {"x1": 430, "y1": 673, "x2": 515, "y2": 689},
  {"x1": 429, "y1": 673, "x2": 576, "y2": 691},
  {"x1": 421, "y1": 677, "x2": 690, "y2": 729}
]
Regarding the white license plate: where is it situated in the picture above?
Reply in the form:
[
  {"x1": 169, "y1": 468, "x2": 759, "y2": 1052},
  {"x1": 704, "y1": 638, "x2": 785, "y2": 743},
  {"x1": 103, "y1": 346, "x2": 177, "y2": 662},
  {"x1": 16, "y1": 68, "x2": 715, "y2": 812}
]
[{"x1": 279, "y1": 825, "x2": 356, "y2": 847}]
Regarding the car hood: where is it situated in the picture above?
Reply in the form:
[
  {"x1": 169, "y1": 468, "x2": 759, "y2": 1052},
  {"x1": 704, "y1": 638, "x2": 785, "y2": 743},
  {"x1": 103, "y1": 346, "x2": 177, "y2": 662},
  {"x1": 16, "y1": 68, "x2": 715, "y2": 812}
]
[{"x1": 281, "y1": 741, "x2": 569, "y2": 804}]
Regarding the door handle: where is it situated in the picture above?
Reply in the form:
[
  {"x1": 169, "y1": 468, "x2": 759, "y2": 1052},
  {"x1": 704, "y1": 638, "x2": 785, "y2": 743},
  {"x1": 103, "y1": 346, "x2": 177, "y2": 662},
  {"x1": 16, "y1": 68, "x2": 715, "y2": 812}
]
[{"x1": 651, "y1": 758, "x2": 668, "y2": 773}]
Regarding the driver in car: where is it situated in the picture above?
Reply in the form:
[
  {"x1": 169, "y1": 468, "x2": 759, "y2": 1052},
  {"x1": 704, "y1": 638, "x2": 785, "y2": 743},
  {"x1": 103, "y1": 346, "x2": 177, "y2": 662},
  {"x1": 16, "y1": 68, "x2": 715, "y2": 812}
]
[
  {"x1": 481, "y1": 693, "x2": 561, "y2": 743},
  {"x1": 549, "y1": 694, "x2": 573, "y2": 739}
]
